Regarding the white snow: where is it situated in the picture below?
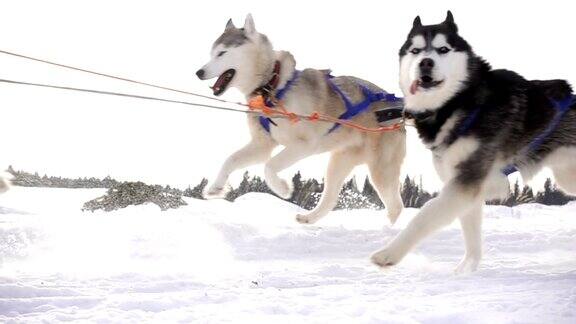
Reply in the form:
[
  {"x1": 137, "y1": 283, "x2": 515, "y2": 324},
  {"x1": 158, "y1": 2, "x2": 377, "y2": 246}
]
[{"x1": 0, "y1": 187, "x2": 575, "y2": 323}]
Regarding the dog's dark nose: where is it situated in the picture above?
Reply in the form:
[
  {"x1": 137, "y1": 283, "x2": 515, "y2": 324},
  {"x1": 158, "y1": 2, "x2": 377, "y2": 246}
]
[
  {"x1": 196, "y1": 69, "x2": 205, "y2": 79},
  {"x1": 419, "y1": 58, "x2": 435, "y2": 72}
]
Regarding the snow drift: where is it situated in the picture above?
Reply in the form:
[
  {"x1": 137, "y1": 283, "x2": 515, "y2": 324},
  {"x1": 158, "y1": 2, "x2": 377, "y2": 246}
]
[{"x1": 0, "y1": 187, "x2": 575, "y2": 323}]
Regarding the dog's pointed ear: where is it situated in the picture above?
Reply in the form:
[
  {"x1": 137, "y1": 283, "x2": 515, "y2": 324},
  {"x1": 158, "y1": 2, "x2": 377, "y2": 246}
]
[
  {"x1": 445, "y1": 10, "x2": 454, "y2": 24},
  {"x1": 443, "y1": 10, "x2": 458, "y2": 31},
  {"x1": 225, "y1": 18, "x2": 236, "y2": 31},
  {"x1": 412, "y1": 16, "x2": 422, "y2": 28},
  {"x1": 243, "y1": 13, "x2": 257, "y2": 36}
]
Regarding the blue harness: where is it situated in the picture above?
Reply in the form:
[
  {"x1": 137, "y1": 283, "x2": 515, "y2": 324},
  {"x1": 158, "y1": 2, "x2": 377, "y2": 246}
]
[
  {"x1": 458, "y1": 95, "x2": 575, "y2": 175},
  {"x1": 258, "y1": 70, "x2": 301, "y2": 133},
  {"x1": 325, "y1": 75, "x2": 402, "y2": 133},
  {"x1": 259, "y1": 71, "x2": 402, "y2": 133}
]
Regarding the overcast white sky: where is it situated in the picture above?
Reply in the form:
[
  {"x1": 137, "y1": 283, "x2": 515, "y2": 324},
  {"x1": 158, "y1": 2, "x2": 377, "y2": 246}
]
[{"x1": 1, "y1": 0, "x2": 575, "y2": 191}]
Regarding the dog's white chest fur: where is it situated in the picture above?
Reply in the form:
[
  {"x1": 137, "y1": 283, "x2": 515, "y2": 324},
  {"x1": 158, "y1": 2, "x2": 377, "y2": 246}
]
[
  {"x1": 432, "y1": 134, "x2": 510, "y2": 200},
  {"x1": 433, "y1": 136, "x2": 479, "y2": 182}
]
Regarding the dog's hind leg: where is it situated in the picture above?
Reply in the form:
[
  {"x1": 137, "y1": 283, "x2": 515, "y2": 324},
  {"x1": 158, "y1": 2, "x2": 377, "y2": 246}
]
[
  {"x1": 366, "y1": 134, "x2": 406, "y2": 224},
  {"x1": 455, "y1": 202, "x2": 483, "y2": 274},
  {"x1": 206, "y1": 138, "x2": 277, "y2": 198},
  {"x1": 368, "y1": 159, "x2": 404, "y2": 225},
  {"x1": 296, "y1": 148, "x2": 361, "y2": 224}
]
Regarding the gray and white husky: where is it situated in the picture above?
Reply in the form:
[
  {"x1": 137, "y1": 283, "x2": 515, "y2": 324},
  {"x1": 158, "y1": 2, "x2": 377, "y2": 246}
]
[
  {"x1": 196, "y1": 15, "x2": 406, "y2": 225},
  {"x1": 372, "y1": 11, "x2": 576, "y2": 273}
]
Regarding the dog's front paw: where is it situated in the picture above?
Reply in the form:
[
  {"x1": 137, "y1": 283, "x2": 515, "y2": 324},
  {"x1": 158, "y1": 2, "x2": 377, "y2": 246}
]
[
  {"x1": 454, "y1": 255, "x2": 480, "y2": 274},
  {"x1": 371, "y1": 245, "x2": 406, "y2": 268},
  {"x1": 203, "y1": 184, "x2": 230, "y2": 199}
]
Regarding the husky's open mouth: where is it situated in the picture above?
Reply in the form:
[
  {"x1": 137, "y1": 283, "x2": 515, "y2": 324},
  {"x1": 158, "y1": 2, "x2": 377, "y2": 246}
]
[
  {"x1": 211, "y1": 69, "x2": 236, "y2": 96},
  {"x1": 410, "y1": 77, "x2": 444, "y2": 94}
]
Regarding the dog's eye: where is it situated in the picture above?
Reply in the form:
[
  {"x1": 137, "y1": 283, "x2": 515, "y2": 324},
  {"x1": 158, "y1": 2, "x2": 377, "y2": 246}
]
[
  {"x1": 217, "y1": 51, "x2": 227, "y2": 57},
  {"x1": 410, "y1": 48, "x2": 422, "y2": 55},
  {"x1": 437, "y1": 46, "x2": 451, "y2": 54}
]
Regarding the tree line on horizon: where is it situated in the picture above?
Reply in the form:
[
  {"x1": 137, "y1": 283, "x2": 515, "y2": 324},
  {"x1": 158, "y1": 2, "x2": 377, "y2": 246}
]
[{"x1": 7, "y1": 166, "x2": 574, "y2": 210}]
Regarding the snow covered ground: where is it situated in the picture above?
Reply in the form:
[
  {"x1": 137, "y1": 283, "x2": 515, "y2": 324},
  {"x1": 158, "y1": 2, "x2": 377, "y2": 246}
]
[{"x1": 0, "y1": 187, "x2": 575, "y2": 323}]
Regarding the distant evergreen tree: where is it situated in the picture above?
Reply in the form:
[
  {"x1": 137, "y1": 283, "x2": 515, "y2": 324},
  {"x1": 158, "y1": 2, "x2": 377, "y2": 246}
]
[
  {"x1": 7, "y1": 166, "x2": 576, "y2": 210},
  {"x1": 292, "y1": 172, "x2": 303, "y2": 200},
  {"x1": 250, "y1": 175, "x2": 275, "y2": 194},
  {"x1": 361, "y1": 177, "x2": 385, "y2": 209},
  {"x1": 183, "y1": 178, "x2": 208, "y2": 199},
  {"x1": 7, "y1": 167, "x2": 119, "y2": 188},
  {"x1": 290, "y1": 172, "x2": 321, "y2": 210},
  {"x1": 401, "y1": 176, "x2": 418, "y2": 207},
  {"x1": 499, "y1": 180, "x2": 521, "y2": 207},
  {"x1": 399, "y1": 175, "x2": 435, "y2": 208},
  {"x1": 518, "y1": 185, "x2": 535, "y2": 204},
  {"x1": 226, "y1": 172, "x2": 251, "y2": 201},
  {"x1": 536, "y1": 178, "x2": 573, "y2": 205},
  {"x1": 336, "y1": 177, "x2": 377, "y2": 210}
]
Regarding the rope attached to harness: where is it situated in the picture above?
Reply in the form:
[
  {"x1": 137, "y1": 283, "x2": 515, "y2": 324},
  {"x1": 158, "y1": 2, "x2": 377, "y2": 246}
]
[
  {"x1": 0, "y1": 78, "x2": 264, "y2": 116},
  {"x1": 0, "y1": 49, "x2": 405, "y2": 133},
  {"x1": 256, "y1": 69, "x2": 302, "y2": 132},
  {"x1": 249, "y1": 70, "x2": 404, "y2": 134}
]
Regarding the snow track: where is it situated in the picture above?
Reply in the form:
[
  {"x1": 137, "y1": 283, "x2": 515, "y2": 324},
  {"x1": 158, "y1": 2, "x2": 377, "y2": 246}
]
[{"x1": 0, "y1": 187, "x2": 575, "y2": 323}]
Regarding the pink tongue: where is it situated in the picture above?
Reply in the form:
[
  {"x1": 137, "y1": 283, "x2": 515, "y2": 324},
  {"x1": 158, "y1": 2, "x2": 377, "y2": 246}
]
[
  {"x1": 410, "y1": 80, "x2": 419, "y2": 95},
  {"x1": 213, "y1": 73, "x2": 227, "y2": 91}
]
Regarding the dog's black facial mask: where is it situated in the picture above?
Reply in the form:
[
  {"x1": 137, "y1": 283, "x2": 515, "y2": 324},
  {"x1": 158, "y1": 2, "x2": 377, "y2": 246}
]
[{"x1": 399, "y1": 11, "x2": 471, "y2": 56}]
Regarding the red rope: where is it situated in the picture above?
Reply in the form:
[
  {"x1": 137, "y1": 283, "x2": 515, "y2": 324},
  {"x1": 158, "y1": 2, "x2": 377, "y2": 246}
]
[{"x1": 248, "y1": 95, "x2": 403, "y2": 133}]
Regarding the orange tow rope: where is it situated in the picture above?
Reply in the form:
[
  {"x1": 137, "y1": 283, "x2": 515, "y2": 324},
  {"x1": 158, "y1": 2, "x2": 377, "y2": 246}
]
[{"x1": 247, "y1": 95, "x2": 403, "y2": 133}]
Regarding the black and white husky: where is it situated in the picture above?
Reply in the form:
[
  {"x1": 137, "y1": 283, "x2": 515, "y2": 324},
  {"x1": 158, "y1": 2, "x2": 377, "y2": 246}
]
[
  {"x1": 372, "y1": 11, "x2": 576, "y2": 273},
  {"x1": 196, "y1": 15, "x2": 406, "y2": 225}
]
